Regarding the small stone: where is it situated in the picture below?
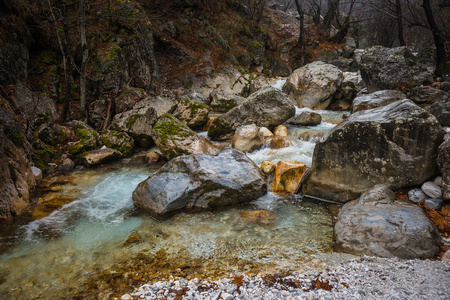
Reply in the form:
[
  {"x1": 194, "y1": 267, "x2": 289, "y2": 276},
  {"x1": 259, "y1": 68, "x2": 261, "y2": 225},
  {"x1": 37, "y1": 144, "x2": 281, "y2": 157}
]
[
  {"x1": 421, "y1": 181, "x2": 442, "y2": 198},
  {"x1": 408, "y1": 188, "x2": 428, "y2": 203},
  {"x1": 269, "y1": 136, "x2": 292, "y2": 149},
  {"x1": 121, "y1": 294, "x2": 132, "y2": 300},
  {"x1": 274, "y1": 125, "x2": 288, "y2": 137},
  {"x1": 443, "y1": 250, "x2": 450, "y2": 262},
  {"x1": 259, "y1": 127, "x2": 274, "y2": 138},
  {"x1": 261, "y1": 161, "x2": 276, "y2": 175},
  {"x1": 424, "y1": 198, "x2": 444, "y2": 210},
  {"x1": 145, "y1": 151, "x2": 162, "y2": 164},
  {"x1": 434, "y1": 176, "x2": 443, "y2": 187},
  {"x1": 221, "y1": 292, "x2": 234, "y2": 300}
]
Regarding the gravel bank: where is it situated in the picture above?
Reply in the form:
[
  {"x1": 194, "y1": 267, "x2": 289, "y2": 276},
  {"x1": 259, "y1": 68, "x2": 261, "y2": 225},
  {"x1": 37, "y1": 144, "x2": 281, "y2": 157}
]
[{"x1": 123, "y1": 255, "x2": 450, "y2": 300}]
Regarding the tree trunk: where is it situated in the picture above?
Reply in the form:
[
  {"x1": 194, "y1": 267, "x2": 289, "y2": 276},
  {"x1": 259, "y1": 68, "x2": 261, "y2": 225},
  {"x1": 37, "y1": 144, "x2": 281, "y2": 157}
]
[
  {"x1": 80, "y1": 0, "x2": 88, "y2": 119},
  {"x1": 294, "y1": 0, "x2": 304, "y2": 46},
  {"x1": 395, "y1": 0, "x2": 406, "y2": 46},
  {"x1": 59, "y1": 22, "x2": 73, "y2": 122},
  {"x1": 323, "y1": 0, "x2": 339, "y2": 30},
  {"x1": 422, "y1": 0, "x2": 448, "y2": 76}
]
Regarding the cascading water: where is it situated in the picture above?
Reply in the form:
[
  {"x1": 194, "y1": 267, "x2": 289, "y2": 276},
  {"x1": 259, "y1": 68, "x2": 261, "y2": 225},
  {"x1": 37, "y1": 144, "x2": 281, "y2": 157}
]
[{"x1": 0, "y1": 107, "x2": 348, "y2": 299}]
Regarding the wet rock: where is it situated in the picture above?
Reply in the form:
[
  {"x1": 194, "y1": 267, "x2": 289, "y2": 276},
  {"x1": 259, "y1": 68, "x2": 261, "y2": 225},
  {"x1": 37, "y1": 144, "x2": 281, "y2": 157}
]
[
  {"x1": 283, "y1": 61, "x2": 343, "y2": 109},
  {"x1": 238, "y1": 210, "x2": 277, "y2": 226},
  {"x1": 274, "y1": 125, "x2": 288, "y2": 137},
  {"x1": 152, "y1": 114, "x2": 220, "y2": 160},
  {"x1": 145, "y1": 151, "x2": 163, "y2": 165},
  {"x1": 259, "y1": 127, "x2": 274, "y2": 138},
  {"x1": 261, "y1": 161, "x2": 276, "y2": 175},
  {"x1": 208, "y1": 86, "x2": 295, "y2": 140},
  {"x1": 303, "y1": 99, "x2": 444, "y2": 202},
  {"x1": 422, "y1": 182, "x2": 442, "y2": 200},
  {"x1": 100, "y1": 130, "x2": 134, "y2": 157},
  {"x1": 57, "y1": 158, "x2": 75, "y2": 172},
  {"x1": 81, "y1": 148, "x2": 122, "y2": 167},
  {"x1": 132, "y1": 148, "x2": 267, "y2": 215},
  {"x1": 124, "y1": 231, "x2": 143, "y2": 245},
  {"x1": 335, "y1": 185, "x2": 440, "y2": 259},
  {"x1": 424, "y1": 198, "x2": 444, "y2": 210},
  {"x1": 352, "y1": 90, "x2": 406, "y2": 113},
  {"x1": 360, "y1": 46, "x2": 433, "y2": 92},
  {"x1": 272, "y1": 160, "x2": 308, "y2": 193},
  {"x1": 286, "y1": 111, "x2": 322, "y2": 126},
  {"x1": 429, "y1": 101, "x2": 450, "y2": 126},
  {"x1": 231, "y1": 124, "x2": 263, "y2": 153},
  {"x1": 269, "y1": 136, "x2": 293, "y2": 149},
  {"x1": 174, "y1": 98, "x2": 210, "y2": 128},
  {"x1": 408, "y1": 188, "x2": 428, "y2": 203},
  {"x1": 438, "y1": 137, "x2": 450, "y2": 200}
]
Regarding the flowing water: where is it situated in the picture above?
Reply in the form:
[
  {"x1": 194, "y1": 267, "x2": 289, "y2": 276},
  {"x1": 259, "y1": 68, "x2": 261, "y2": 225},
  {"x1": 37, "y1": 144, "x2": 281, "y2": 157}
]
[{"x1": 0, "y1": 108, "x2": 347, "y2": 299}]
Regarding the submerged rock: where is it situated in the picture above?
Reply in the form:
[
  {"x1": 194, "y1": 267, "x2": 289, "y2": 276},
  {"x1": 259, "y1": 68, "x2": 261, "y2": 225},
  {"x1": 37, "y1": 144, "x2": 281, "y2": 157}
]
[
  {"x1": 283, "y1": 61, "x2": 343, "y2": 110},
  {"x1": 132, "y1": 148, "x2": 267, "y2": 215},
  {"x1": 152, "y1": 114, "x2": 220, "y2": 160},
  {"x1": 335, "y1": 185, "x2": 440, "y2": 259},
  {"x1": 303, "y1": 99, "x2": 444, "y2": 202},
  {"x1": 207, "y1": 86, "x2": 295, "y2": 140}
]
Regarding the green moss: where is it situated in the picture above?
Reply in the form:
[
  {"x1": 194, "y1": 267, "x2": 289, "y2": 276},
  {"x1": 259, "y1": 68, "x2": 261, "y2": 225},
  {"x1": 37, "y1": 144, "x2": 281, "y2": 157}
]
[
  {"x1": 153, "y1": 115, "x2": 193, "y2": 145},
  {"x1": 126, "y1": 114, "x2": 142, "y2": 129},
  {"x1": 32, "y1": 143, "x2": 55, "y2": 172},
  {"x1": 13, "y1": 133, "x2": 25, "y2": 148},
  {"x1": 207, "y1": 117, "x2": 231, "y2": 140}
]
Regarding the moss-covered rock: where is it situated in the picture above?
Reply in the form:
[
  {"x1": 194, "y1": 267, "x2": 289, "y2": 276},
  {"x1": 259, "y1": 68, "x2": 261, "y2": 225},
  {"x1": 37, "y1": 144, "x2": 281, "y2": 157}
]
[
  {"x1": 152, "y1": 114, "x2": 220, "y2": 160},
  {"x1": 174, "y1": 99, "x2": 210, "y2": 129},
  {"x1": 100, "y1": 130, "x2": 134, "y2": 156},
  {"x1": 69, "y1": 128, "x2": 98, "y2": 156}
]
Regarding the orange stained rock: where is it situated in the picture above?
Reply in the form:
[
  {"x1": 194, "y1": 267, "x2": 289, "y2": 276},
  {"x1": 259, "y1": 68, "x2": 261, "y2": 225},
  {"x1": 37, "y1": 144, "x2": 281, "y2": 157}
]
[{"x1": 272, "y1": 160, "x2": 309, "y2": 193}]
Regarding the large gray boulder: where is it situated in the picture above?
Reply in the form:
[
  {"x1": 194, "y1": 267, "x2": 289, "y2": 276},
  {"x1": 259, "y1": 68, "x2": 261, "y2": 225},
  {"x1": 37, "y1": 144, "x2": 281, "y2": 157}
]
[
  {"x1": 152, "y1": 114, "x2": 220, "y2": 160},
  {"x1": 335, "y1": 185, "x2": 440, "y2": 259},
  {"x1": 360, "y1": 46, "x2": 433, "y2": 92},
  {"x1": 208, "y1": 86, "x2": 295, "y2": 140},
  {"x1": 303, "y1": 99, "x2": 444, "y2": 202},
  {"x1": 283, "y1": 61, "x2": 344, "y2": 109},
  {"x1": 352, "y1": 90, "x2": 406, "y2": 113},
  {"x1": 132, "y1": 148, "x2": 267, "y2": 215}
]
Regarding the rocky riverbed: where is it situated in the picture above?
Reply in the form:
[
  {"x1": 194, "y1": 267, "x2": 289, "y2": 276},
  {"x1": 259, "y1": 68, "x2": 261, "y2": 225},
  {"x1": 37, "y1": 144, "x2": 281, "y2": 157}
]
[{"x1": 123, "y1": 255, "x2": 450, "y2": 300}]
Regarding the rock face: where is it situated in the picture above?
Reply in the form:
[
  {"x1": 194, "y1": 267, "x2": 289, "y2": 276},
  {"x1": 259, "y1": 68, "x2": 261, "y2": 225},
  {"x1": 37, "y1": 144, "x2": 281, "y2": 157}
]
[
  {"x1": 360, "y1": 46, "x2": 433, "y2": 92},
  {"x1": 152, "y1": 114, "x2": 220, "y2": 160},
  {"x1": 283, "y1": 61, "x2": 343, "y2": 109},
  {"x1": 303, "y1": 99, "x2": 443, "y2": 202},
  {"x1": 0, "y1": 101, "x2": 36, "y2": 220},
  {"x1": 132, "y1": 148, "x2": 267, "y2": 215},
  {"x1": 208, "y1": 86, "x2": 295, "y2": 140},
  {"x1": 438, "y1": 136, "x2": 450, "y2": 200},
  {"x1": 352, "y1": 90, "x2": 406, "y2": 113},
  {"x1": 335, "y1": 185, "x2": 440, "y2": 259},
  {"x1": 286, "y1": 111, "x2": 322, "y2": 126},
  {"x1": 231, "y1": 124, "x2": 263, "y2": 153}
]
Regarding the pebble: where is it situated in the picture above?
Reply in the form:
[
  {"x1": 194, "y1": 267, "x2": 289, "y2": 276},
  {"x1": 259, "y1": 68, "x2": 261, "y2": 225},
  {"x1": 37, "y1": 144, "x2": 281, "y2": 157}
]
[
  {"x1": 127, "y1": 256, "x2": 450, "y2": 300},
  {"x1": 424, "y1": 198, "x2": 444, "y2": 210},
  {"x1": 408, "y1": 188, "x2": 428, "y2": 203},
  {"x1": 434, "y1": 176, "x2": 443, "y2": 187},
  {"x1": 421, "y1": 181, "x2": 442, "y2": 199}
]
